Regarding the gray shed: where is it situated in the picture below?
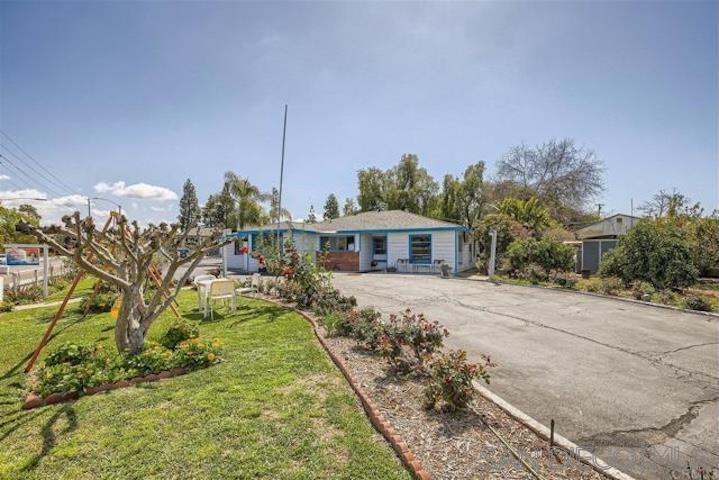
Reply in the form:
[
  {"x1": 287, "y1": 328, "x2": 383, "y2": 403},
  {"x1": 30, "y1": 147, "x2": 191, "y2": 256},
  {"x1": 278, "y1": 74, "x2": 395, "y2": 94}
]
[{"x1": 574, "y1": 214, "x2": 640, "y2": 273}]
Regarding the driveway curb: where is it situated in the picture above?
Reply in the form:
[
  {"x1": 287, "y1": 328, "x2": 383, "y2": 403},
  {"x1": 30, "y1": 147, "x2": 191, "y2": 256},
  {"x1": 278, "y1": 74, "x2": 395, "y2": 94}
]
[
  {"x1": 465, "y1": 277, "x2": 719, "y2": 319},
  {"x1": 472, "y1": 381, "x2": 636, "y2": 480}
]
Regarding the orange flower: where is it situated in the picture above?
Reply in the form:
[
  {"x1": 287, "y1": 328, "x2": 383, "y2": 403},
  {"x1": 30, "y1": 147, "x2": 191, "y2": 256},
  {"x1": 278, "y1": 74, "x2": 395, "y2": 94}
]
[
  {"x1": 192, "y1": 337, "x2": 201, "y2": 345},
  {"x1": 207, "y1": 352, "x2": 216, "y2": 362}
]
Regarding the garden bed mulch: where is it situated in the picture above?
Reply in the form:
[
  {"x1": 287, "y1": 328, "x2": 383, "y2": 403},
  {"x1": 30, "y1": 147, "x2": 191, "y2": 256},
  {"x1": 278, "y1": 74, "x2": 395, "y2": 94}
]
[{"x1": 322, "y1": 335, "x2": 606, "y2": 480}]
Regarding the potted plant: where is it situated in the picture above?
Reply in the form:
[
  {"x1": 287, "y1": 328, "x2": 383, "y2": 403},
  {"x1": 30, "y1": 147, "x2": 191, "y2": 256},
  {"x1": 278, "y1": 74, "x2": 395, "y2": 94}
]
[{"x1": 439, "y1": 262, "x2": 452, "y2": 278}]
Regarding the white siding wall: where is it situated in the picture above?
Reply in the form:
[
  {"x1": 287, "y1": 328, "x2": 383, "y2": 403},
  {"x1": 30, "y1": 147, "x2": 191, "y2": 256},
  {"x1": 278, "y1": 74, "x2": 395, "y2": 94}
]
[
  {"x1": 387, "y1": 230, "x2": 458, "y2": 272},
  {"x1": 225, "y1": 231, "x2": 319, "y2": 273},
  {"x1": 359, "y1": 234, "x2": 373, "y2": 272},
  {"x1": 457, "y1": 232, "x2": 473, "y2": 272}
]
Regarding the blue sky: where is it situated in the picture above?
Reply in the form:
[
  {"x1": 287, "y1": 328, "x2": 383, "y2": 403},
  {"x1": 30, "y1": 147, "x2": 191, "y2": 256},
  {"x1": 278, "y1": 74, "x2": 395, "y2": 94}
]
[{"x1": 0, "y1": 1, "x2": 716, "y2": 225}]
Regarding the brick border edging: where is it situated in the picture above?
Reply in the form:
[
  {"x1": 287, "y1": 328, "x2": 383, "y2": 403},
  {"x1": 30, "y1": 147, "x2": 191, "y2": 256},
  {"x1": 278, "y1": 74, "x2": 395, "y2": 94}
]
[
  {"x1": 464, "y1": 277, "x2": 719, "y2": 319},
  {"x1": 257, "y1": 295, "x2": 431, "y2": 480},
  {"x1": 472, "y1": 381, "x2": 637, "y2": 480},
  {"x1": 22, "y1": 367, "x2": 190, "y2": 410}
]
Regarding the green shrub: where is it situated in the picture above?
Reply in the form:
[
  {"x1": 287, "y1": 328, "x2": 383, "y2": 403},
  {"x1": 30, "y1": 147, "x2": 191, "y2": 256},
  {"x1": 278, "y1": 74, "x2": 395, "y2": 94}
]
[
  {"x1": 4, "y1": 283, "x2": 44, "y2": 305},
  {"x1": 159, "y1": 318, "x2": 200, "y2": 350},
  {"x1": 517, "y1": 263, "x2": 548, "y2": 284},
  {"x1": 630, "y1": 281, "x2": 656, "y2": 300},
  {"x1": 322, "y1": 311, "x2": 353, "y2": 337},
  {"x1": 378, "y1": 310, "x2": 448, "y2": 374},
  {"x1": 550, "y1": 271, "x2": 578, "y2": 289},
  {"x1": 506, "y1": 237, "x2": 574, "y2": 274},
  {"x1": 423, "y1": 350, "x2": 493, "y2": 411},
  {"x1": 349, "y1": 308, "x2": 384, "y2": 350},
  {"x1": 684, "y1": 295, "x2": 712, "y2": 312},
  {"x1": 598, "y1": 277, "x2": 624, "y2": 296},
  {"x1": 79, "y1": 292, "x2": 118, "y2": 313},
  {"x1": 44, "y1": 343, "x2": 94, "y2": 367},
  {"x1": 312, "y1": 289, "x2": 357, "y2": 317},
  {"x1": 32, "y1": 337, "x2": 223, "y2": 398},
  {"x1": 600, "y1": 220, "x2": 698, "y2": 290},
  {"x1": 0, "y1": 301, "x2": 13, "y2": 313}
]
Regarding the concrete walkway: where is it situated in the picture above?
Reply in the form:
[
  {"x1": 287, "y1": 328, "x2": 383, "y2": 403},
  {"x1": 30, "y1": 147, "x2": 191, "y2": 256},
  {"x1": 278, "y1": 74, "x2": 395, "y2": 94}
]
[{"x1": 333, "y1": 273, "x2": 719, "y2": 480}]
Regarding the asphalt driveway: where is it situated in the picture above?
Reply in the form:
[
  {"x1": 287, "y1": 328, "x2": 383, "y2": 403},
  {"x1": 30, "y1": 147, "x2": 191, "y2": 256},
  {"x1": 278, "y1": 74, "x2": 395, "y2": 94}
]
[{"x1": 333, "y1": 273, "x2": 719, "y2": 480}]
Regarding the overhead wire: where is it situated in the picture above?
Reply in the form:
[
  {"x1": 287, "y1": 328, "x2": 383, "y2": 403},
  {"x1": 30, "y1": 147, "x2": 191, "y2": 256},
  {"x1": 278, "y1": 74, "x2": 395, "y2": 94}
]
[{"x1": 0, "y1": 129, "x2": 79, "y2": 195}]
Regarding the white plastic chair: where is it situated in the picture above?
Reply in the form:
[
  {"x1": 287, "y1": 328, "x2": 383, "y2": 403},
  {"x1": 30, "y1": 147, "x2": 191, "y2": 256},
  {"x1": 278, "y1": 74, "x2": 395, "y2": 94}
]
[
  {"x1": 206, "y1": 279, "x2": 236, "y2": 320},
  {"x1": 237, "y1": 273, "x2": 261, "y2": 296},
  {"x1": 193, "y1": 274, "x2": 216, "y2": 311}
]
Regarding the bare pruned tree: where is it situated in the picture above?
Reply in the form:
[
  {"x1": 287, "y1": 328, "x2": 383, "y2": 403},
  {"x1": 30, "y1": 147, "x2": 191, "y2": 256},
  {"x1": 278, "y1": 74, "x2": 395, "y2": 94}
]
[
  {"x1": 496, "y1": 139, "x2": 604, "y2": 220},
  {"x1": 19, "y1": 212, "x2": 230, "y2": 355}
]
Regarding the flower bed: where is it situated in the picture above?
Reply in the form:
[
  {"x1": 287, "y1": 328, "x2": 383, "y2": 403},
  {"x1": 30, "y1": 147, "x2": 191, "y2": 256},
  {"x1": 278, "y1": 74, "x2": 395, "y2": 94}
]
[{"x1": 24, "y1": 328, "x2": 222, "y2": 409}]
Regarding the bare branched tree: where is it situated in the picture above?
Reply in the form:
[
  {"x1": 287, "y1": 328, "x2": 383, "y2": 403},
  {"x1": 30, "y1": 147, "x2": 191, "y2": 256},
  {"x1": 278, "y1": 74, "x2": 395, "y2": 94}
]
[
  {"x1": 496, "y1": 139, "x2": 604, "y2": 218},
  {"x1": 19, "y1": 212, "x2": 230, "y2": 355}
]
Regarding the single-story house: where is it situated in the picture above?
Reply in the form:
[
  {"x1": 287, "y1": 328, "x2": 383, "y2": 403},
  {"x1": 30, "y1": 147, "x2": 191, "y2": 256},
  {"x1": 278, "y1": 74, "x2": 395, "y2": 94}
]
[
  {"x1": 574, "y1": 213, "x2": 640, "y2": 273},
  {"x1": 222, "y1": 210, "x2": 474, "y2": 274}
]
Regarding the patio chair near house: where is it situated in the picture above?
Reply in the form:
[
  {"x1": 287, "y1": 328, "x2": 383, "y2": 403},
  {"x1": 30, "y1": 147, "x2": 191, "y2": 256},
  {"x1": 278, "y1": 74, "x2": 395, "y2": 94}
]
[
  {"x1": 206, "y1": 279, "x2": 236, "y2": 320},
  {"x1": 237, "y1": 273, "x2": 261, "y2": 296}
]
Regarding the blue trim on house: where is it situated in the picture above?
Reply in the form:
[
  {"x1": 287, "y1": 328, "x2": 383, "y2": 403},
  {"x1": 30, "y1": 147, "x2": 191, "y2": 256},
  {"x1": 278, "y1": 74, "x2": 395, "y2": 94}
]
[{"x1": 409, "y1": 233, "x2": 432, "y2": 264}]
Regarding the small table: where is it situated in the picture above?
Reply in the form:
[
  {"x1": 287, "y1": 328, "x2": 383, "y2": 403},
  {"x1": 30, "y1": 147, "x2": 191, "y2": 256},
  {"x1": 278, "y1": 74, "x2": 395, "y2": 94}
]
[{"x1": 196, "y1": 279, "x2": 215, "y2": 318}]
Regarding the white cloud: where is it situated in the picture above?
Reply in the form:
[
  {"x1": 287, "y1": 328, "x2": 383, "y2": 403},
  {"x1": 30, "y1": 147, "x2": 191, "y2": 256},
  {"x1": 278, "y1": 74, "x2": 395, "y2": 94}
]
[
  {"x1": 0, "y1": 174, "x2": 10, "y2": 181},
  {"x1": 0, "y1": 189, "x2": 88, "y2": 225},
  {"x1": 149, "y1": 205, "x2": 166, "y2": 212},
  {"x1": 94, "y1": 180, "x2": 177, "y2": 201}
]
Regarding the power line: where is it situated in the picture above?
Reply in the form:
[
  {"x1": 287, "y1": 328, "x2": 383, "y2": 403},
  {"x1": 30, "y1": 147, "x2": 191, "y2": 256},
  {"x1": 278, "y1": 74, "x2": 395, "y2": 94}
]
[
  {"x1": 0, "y1": 143, "x2": 74, "y2": 197},
  {"x1": 0, "y1": 130, "x2": 79, "y2": 195},
  {"x1": 0, "y1": 152, "x2": 67, "y2": 197},
  {"x1": 0, "y1": 167, "x2": 29, "y2": 192}
]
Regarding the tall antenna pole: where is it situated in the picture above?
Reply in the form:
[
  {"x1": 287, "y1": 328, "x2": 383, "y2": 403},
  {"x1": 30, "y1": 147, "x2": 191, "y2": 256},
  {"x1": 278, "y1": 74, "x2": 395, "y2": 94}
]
[{"x1": 276, "y1": 104, "x2": 288, "y2": 250}]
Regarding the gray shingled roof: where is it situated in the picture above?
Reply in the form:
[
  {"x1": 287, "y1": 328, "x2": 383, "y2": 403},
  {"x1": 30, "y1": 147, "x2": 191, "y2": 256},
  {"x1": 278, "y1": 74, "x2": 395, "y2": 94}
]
[
  {"x1": 310, "y1": 210, "x2": 462, "y2": 232},
  {"x1": 237, "y1": 211, "x2": 463, "y2": 234}
]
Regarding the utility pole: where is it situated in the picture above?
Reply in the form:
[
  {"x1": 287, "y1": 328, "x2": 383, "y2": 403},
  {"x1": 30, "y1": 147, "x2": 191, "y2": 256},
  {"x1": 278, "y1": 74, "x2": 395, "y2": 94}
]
[
  {"x1": 488, "y1": 229, "x2": 497, "y2": 279},
  {"x1": 276, "y1": 104, "x2": 288, "y2": 251},
  {"x1": 87, "y1": 197, "x2": 92, "y2": 218},
  {"x1": 596, "y1": 203, "x2": 604, "y2": 217}
]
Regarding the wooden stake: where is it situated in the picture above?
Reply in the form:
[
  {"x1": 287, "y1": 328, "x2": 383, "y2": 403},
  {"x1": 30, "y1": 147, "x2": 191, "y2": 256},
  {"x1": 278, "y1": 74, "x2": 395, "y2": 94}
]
[
  {"x1": 25, "y1": 271, "x2": 84, "y2": 373},
  {"x1": 24, "y1": 213, "x2": 115, "y2": 373}
]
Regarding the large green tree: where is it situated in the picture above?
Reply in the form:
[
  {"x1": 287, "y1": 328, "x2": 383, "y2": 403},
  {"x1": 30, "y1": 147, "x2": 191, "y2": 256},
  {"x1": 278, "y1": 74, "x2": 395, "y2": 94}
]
[
  {"x1": 222, "y1": 172, "x2": 270, "y2": 229},
  {"x1": 323, "y1": 194, "x2": 340, "y2": 220},
  {"x1": 178, "y1": 179, "x2": 201, "y2": 230},
  {"x1": 343, "y1": 198, "x2": 358, "y2": 216},
  {"x1": 356, "y1": 154, "x2": 438, "y2": 215}
]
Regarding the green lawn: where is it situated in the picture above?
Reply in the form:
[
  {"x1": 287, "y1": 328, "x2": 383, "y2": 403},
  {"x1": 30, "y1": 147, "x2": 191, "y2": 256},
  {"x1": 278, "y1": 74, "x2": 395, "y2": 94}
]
[
  {"x1": 45, "y1": 276, "x2": 97, "y2": 302},
  {"x1": 0, "y1": 291, "x2": 410, "y2": 479}
]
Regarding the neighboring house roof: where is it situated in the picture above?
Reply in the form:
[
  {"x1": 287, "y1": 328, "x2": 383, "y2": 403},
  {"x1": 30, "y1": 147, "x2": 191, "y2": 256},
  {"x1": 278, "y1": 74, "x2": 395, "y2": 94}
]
[
  {"x1": 233, "y1": 210, "x2": 465, "y2": 236},
  {"x1": 574, "y1": 213, "x2": 641, "y2": 240}
]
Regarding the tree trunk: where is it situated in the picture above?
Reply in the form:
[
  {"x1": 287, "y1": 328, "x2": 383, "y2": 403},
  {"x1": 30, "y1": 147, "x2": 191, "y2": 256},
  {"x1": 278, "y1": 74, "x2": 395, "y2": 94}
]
[{"x1": 114, "y1": 286, "x2": 147, "y2": 355}]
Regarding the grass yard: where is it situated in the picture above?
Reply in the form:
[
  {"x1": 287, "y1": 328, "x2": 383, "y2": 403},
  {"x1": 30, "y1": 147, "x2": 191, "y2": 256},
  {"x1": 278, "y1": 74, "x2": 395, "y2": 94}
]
[
  {"x1": 0, "y1": 290, "x2": 411, "y2": 479},
  {"x1": 45, "y1": 276, "x2": 97, "y2": 302}
]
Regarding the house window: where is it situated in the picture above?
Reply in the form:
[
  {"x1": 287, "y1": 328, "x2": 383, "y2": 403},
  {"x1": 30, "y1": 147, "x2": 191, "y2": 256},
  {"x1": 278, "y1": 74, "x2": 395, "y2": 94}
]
[
  {"x1": 252, "y1": 232, "x2": 282, "y2": 252},
  {"x1": 319, "y1": 235, "x2": 355, "y2": 252},
  {"x1": 373, "y1": 237, "x2": 386, "y2": 255},
  {"x1": 409, "y1": 234, "x2": 431, "y2": 264}
]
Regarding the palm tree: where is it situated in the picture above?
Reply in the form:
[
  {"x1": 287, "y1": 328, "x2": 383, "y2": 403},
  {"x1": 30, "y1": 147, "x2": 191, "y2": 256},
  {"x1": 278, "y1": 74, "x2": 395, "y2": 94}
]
[{"x1": 223, "y1": 172, "x2": 271, "y2": 230}]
